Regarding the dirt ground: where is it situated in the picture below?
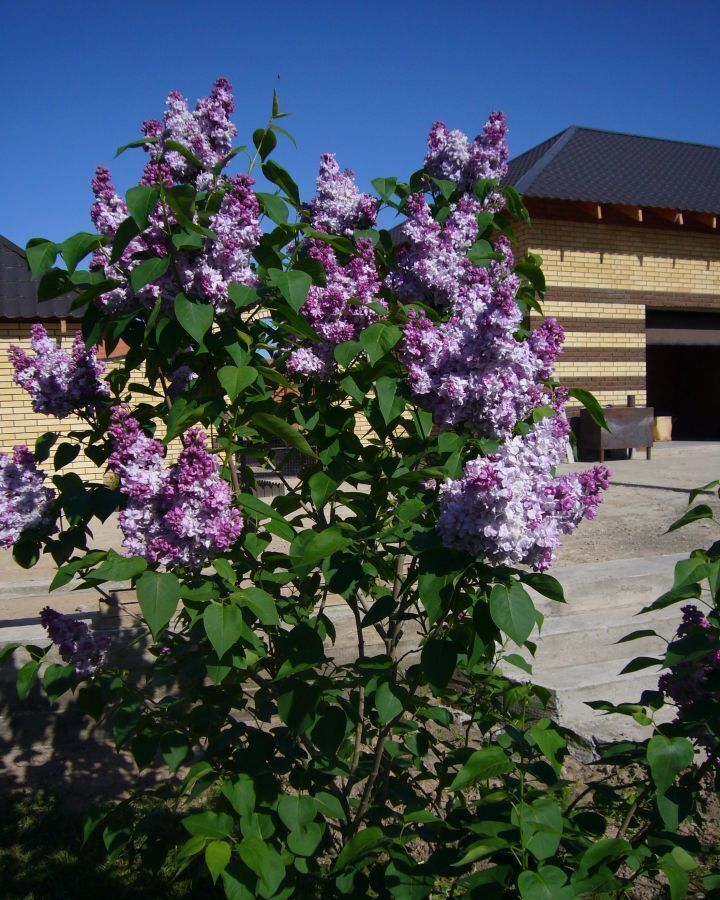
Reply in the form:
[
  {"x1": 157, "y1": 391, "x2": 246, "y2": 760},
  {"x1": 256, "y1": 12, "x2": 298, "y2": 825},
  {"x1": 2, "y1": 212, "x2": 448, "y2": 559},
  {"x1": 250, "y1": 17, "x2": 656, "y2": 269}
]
[{"x1": 555, "y1": 441, "x2": 720, "y2": 566}]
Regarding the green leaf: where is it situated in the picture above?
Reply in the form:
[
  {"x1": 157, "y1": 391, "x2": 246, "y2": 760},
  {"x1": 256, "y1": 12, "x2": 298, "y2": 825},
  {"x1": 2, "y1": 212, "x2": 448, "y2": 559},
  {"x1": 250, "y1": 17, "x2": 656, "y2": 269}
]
[
  {"x1": 376, "y1": 376, "x2": 404, "y2": 424},
  {"x1": 578, "y1": 837, "x2": 632, "y2": 875},
  {"x1": 252, "y1": 412, "x2": 315, "y2": 458},
  {"x1": 666, "y1": 504, "x2": 714, "y2": 533},
  {"x1": 130, "y1": 256, "x2": 170, "y2": 293},
  {"x1": 26, "y1": 238, "x2": 58, "y2": 278},
  {"x1": 253, "y1": 127, "x2": 277, "y2": 161},
  {"x1": 375, "y1": 681, "x2": 403, "y2": 724},
  {"x1": 37, "y1": 268, "x2": 74, "y2": 301},
  {"x1": 519, "y1": 572, "x2": 565, "y2": 603},
  {"x1": 528, "y1": 720, "x2": 566, "y2": 776},
  {"x1": 647, "y1": 735, "x2": 694, "y2": 796},
  {"x1": 174, "y1": 292, "x2": 214, "y2": 344},
  {"x1": 518, "y1": 866, "x2": 572, "y2": 900},
  {"x1": 205, "y1": 840, "x2": 232, "y2": 884},
  {"x1": 222, "y1": 775, "x2": 256, "y2": 818},
  {"x1": 17, "y1": 660, "x2": 40, "y2": 701},
  {"x1": 489, "y1": 583, "x2": 536, "y2": 645},
  {"x1": 60, "y1": 233, "x2": 104, "y2": 274},
  {"x1": 567, "y1": 387, "x2": 608, "y2": 430},
  {"x1": 43, "y1": 663, "x2": 76, "y2": 702},
  {"x1": 125, "y1": 185, "x2": 160, "y2": 230},
  {"x1": 278, "y1": 794, "x2": 316, "y2": 831},
  {"x1": 164, "y1": 139, "x2": 204, "y2": 170},
  {"x1": 268, "y1": 268, "x2": 312, "y2": 312},
  {"x1": 333, "y1": 340, "x2": 362, "y2": 368},
  {"x1": 308, "y1": 471, "x2": 338, "y2": 508},
  {"x1": 203, "y1": 603, "x2": 244, "y2": 658},
  {"x1": 218, "y1": 365, "x2": 258, "y2": 401},
  {"x1": 449, "y1": 745, "x2": 513, "y2": 791},
  {"x1": 90, "y1": 551, "x2": 147, "y2": 582},
  {"x1": 515, "y1": 262, "x2": 547, "y2": 293},
  {"x1": 361, "y1": 595, "x2": 396, "y2": 628},
  {"x1": 290, "y1": 526, "x2": 351, "y2": 566},
  {"x1": 359, "y1": 322, "x2": 402, "y2": 365},
  {"x1": 228, "y1": 283, "x2": 260, "y2": 309},
  {"x1": 514, "y1": 798, "x2": 564, "y2": 862},
  {"x1": 371, "y1": 177, "x2": 397, "y2": 200},
  {"x1": 237, "y1": 492, "x2": 295, "y2": 541},
  {"x1": 0, "y1": 643, "x2": 21, "y2": 667},
  {"x1": 262, "y1": 160, "x2": 301, "y2": 205},
  {"x1": 111, "y1": 216, "x2": 141, "y2": 262},
  {"x1": 54, "y1": 442, "x2": 80, "y2": 471},
  {"x1": 182, "y1": 811, "x2": 234, "y2": 839},
  {"x1": 334, "y1": 827, "x2": 385, "y2": 870},
  {"x1": 234, "y1": 587, "x2": 279, "y2": 625},
  {"x1": 136, "y1": 571, "x2": 181, "y2": 638},
  {"x1": 467, "y1": 239, "x2": 494, "y2": 266},
  {"x1": 432, "y1": 178, "x2": 457, "y2": 200},
  {"x1": 238, "y1": 835, "x2": 285, "y2": 897},
  {"x1": 257, "y1": 191, "x2": 288, "y2": 225},
  {"x1": 421, "y1": 639, "x2": 457, "y2": 688},
  {"x1": 661, "y1": 853, "x2": 690, "y2": 900},
  {"x1": 160, "y1": 731, "x2": 190, "y2": 772}
]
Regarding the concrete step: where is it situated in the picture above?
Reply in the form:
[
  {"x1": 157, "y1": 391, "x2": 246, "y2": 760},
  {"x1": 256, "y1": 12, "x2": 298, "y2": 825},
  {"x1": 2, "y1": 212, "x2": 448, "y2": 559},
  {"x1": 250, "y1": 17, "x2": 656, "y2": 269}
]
[{"x1": 530, "y1": 552, "x2": 686, "y2": 614}]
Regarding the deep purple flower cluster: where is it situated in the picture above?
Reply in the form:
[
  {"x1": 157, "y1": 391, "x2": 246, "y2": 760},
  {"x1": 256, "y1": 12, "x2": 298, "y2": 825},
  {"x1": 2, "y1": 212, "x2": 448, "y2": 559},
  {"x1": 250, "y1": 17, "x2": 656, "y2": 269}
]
[
  {"x1": 308, "y1": 153, "x2": 378, "y2": 237},
  {"x1": 659, "y1": 605, "x2": 720, "y2": 757},
  {"x1": 425, "y1": 111, "x2": 509, "y2": 190},
  {"x1": 0, "y1": 446, "x2": 55, "y2": 548},
  {"x1": 287, "y1": 239, "x2": 383, "y2": 376},
  {"x1": 89, "y1": 81, "x2": 260, "y2": 315},
  {"x1": 109, "y1": 407, "x2": 243, "y2": 568},
  {"x1": 9, "y1": 325, "x2": 109, "y2": 419},
  {"x1": 395, "y1": 204, "x2": 564, "y2": 437},
  {"x1": 437, "y1": 415, "x2": 610, "y2": 571},
  {"x1": 40, "y1": 607, "x2": 110, "y2": 676}
]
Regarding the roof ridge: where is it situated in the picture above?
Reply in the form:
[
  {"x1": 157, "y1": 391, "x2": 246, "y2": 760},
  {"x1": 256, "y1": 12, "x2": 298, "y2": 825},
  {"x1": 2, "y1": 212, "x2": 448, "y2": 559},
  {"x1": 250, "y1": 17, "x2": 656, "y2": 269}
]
[
  {"x1": 561, "y1": 125, "x2": 720, "y2": 153},
  {"x1": 514, "y1": 127, "x2": 578, "y2": 194}
]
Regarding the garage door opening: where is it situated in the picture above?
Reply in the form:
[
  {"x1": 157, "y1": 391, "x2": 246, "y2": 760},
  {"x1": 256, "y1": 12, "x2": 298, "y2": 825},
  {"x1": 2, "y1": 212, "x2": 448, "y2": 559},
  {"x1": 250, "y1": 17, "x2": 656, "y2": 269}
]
[{"x1": 646, "y1": 309, "x2": 720, "y2": 440}]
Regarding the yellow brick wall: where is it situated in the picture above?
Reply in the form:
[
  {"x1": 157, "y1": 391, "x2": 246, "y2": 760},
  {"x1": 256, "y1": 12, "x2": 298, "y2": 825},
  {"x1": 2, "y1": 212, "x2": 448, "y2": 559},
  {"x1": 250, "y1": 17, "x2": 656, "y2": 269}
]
[
  {"x1": 512, "y1": 217, "x2": 720, "y2": 411},
  {"x1": 518, "y1": 218, "x2": 720, "y2": 294}
]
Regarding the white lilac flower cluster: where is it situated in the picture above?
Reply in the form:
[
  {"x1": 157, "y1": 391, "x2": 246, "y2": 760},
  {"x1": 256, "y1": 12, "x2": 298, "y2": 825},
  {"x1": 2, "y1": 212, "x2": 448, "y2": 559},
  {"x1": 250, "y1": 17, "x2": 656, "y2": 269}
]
[
  {"x1": 108, "y1": 406, "x2": 243, "y2": 568},
  {"x1": 9, "y1": 324, "x2": 109, "y2": 419},
  {"x1": 0, "y1": 446, "x2": 55, "y2": 548},
  {"x1": 437, "y1": 415, "x2": 610, "y2": 572},
  {"x1": 308, "y1": 153, "x2": 378, "y2": 237}
]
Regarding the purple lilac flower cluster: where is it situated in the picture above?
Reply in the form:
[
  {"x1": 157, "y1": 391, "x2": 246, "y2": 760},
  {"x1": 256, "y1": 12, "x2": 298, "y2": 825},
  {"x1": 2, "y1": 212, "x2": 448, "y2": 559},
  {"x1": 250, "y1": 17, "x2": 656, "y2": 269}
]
[
  {"x1": 437, "y1": 415, "x2": 610, "y2": 571},
  {"x1": 0, "y1": 446, "x2": 56, "y2": 548},
  {"x1": 287, "y1": 239, "x2": 383, "y2": 377},
  {"x1": 9, "y1": 324, "x2": 109, "y2": 418},
  {"x1": 425, "y1": 111, "x2": 509, "y2": 191},
  {"x1": 308, "y1": 153, "x2": 378, "y2": 237},
  {"x1": 40, "y1": 607, "x2": 110, "y2": 676},
  {"x1": 658, "y1": 605, "x2": 720, "y2": 758},
  {"x1": 89, "y1": 81, "x2": 261, "y2": 315},
  {"x1": 395, "y1": 202, "x2": 564, "y2": 437},
  {"x1": 109, "y1": 407, "x2": 243, "y2": 568},
  {"x1": 141, "y1": 77, "x2": 237, "y2": 190}
]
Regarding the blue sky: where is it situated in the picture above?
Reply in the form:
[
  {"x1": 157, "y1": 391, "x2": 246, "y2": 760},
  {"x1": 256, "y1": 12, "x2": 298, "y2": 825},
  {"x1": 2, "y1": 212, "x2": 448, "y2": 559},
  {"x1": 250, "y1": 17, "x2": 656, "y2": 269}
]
[{"x1": 2, "y1": 0, "x2": 719, "y2": 247}]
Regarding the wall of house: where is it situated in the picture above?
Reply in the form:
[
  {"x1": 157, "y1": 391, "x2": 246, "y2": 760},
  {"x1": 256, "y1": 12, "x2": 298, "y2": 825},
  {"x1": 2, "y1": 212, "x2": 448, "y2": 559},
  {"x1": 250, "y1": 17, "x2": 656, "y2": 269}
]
[{"x1": 515, "y1": 217, "x2": 720, "y2": 413}]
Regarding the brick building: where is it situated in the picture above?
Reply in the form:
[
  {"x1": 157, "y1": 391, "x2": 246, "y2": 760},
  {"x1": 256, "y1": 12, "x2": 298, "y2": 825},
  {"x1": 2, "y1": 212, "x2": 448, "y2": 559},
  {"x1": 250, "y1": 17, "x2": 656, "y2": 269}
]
[{"x1": 507, "y1": 126, "x2": 720, "y2": 439}]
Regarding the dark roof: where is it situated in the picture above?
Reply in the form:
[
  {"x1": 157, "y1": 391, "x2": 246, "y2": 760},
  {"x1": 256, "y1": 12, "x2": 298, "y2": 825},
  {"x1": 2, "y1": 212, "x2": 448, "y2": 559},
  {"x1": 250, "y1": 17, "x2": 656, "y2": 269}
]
[
  {"x1": 0, "y1": 235, "x2": 78, "y2": 320},
  {"x1": 505, "y1": 127, "x2": 720, "y2": 214}
]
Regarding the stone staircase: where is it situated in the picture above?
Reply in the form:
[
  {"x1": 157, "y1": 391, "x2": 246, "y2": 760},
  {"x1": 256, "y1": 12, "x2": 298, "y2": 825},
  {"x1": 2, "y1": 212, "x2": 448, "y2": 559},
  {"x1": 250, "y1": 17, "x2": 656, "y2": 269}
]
[{"x1": 517, "y1": 552, "x2": 686, "y2": 742}]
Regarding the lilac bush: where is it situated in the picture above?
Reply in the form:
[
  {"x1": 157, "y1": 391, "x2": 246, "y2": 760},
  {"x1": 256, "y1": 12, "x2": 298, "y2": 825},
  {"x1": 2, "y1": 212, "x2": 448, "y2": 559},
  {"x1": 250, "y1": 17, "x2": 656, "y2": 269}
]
[{"x1": 12, "y1": 78, "x2": 709, "y2": 899}]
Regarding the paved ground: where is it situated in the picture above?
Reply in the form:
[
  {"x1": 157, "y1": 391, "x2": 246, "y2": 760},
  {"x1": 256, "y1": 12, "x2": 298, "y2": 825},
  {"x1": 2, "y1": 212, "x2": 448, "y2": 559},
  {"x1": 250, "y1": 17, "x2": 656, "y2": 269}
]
[{"x1": 555, "y1": 441, "x2": 720, "y2": 566}]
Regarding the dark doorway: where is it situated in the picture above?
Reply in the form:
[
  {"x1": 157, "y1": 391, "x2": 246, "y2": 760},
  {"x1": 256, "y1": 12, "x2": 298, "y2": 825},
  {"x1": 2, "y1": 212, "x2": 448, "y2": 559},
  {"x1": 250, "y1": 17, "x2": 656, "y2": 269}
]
[{"x1": 646, "y1": 309, "x2": 720, "y2": 440}]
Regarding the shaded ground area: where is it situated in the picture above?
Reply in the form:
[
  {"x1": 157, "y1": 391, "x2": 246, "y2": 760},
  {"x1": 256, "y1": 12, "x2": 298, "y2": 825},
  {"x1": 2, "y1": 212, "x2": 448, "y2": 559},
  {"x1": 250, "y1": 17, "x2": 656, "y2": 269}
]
[{"x1": 555, "y1": 441, "x2": 720, "y2": 566}]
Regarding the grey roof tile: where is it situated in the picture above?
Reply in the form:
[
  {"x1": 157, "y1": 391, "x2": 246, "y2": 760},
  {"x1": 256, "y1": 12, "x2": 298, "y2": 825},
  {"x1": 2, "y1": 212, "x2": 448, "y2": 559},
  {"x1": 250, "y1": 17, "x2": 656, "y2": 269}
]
[
  {"x1": 0, "y1": 235, "x2": 78, "y2": 320},
  {"x1": 505, "y1": 127, "x2": 720, "y2": 214}
]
